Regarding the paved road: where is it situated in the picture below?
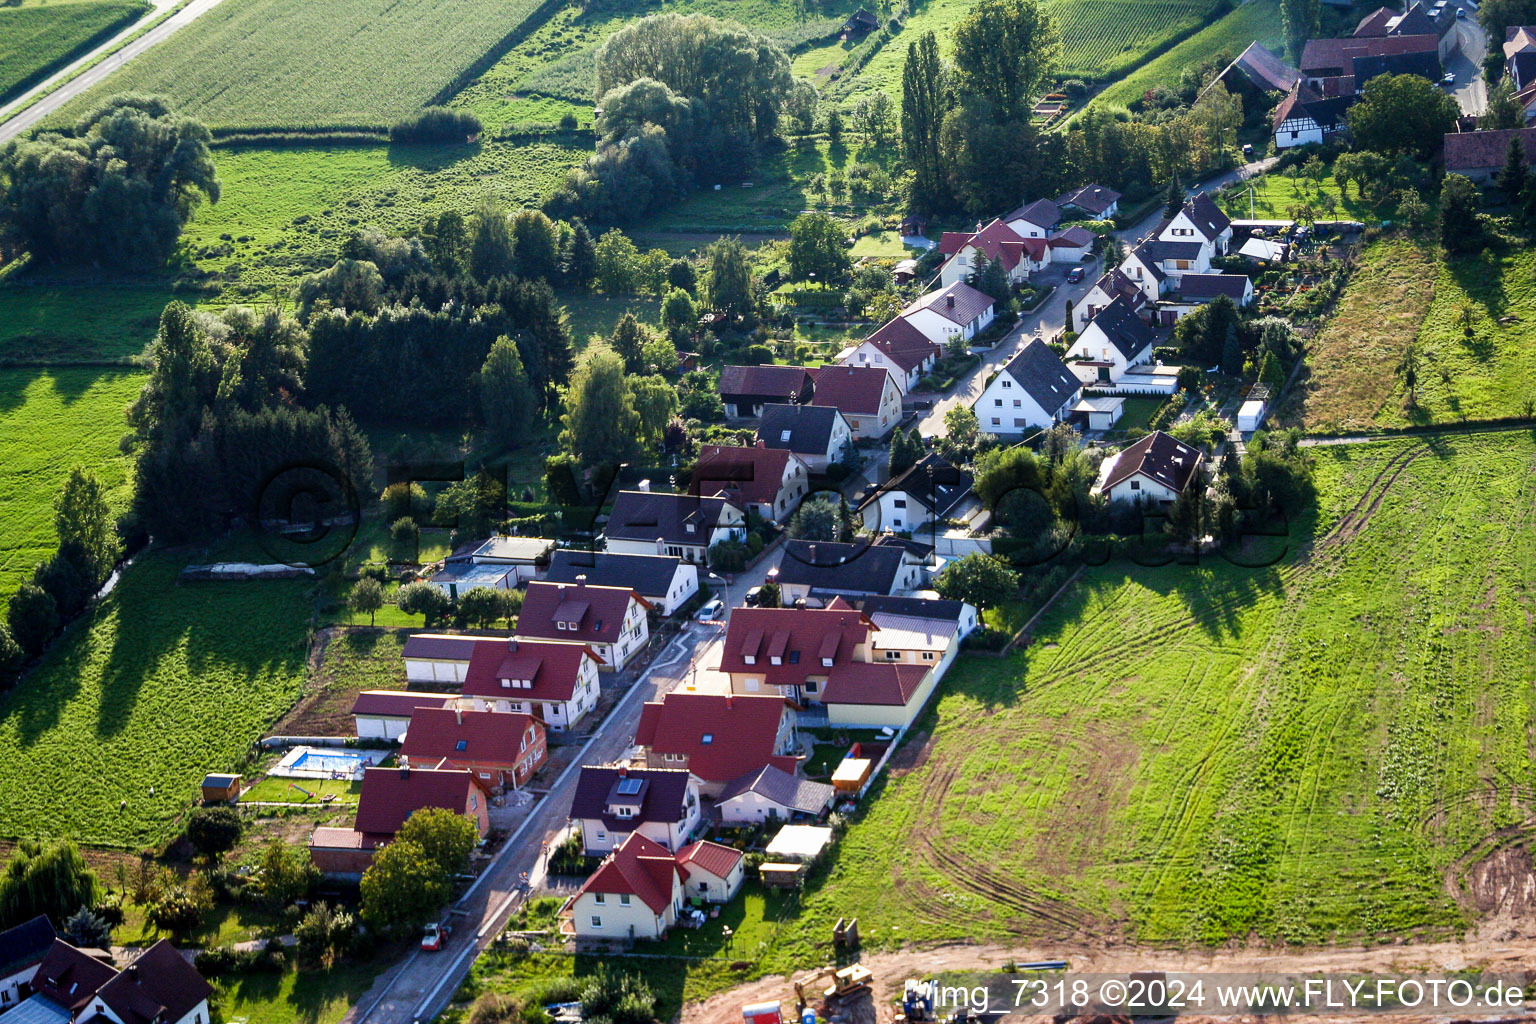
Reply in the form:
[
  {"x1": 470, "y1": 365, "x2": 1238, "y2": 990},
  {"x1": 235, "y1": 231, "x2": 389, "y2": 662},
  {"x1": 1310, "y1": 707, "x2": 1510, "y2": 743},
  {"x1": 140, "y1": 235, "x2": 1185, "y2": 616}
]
[
  {"x1": 347, "y1": 625, "x2": 718, "y2": 1024},
  {"x1": 1446, "y1": 15, "x2": 1488, "y2": 117},
  {"x1": 0, "y1": 0, "x2": 229, "y2": 143}
]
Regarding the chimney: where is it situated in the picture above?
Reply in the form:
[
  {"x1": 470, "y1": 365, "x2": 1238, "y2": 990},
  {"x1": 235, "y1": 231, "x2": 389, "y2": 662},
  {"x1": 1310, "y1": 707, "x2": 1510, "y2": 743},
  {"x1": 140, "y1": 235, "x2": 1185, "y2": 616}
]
[
  {"x1": 946, "y1": 294, "x2": 955, "y2": 309},
  {"x1": 725, "y1": 694, "x2": 734, "y2": 709},
  {"x1": 755, "y1": 439, "x2": 766, "y2": 448},
  {"x1": 399, "y1": 766, "x2": 411, "y2": 779},
  {"x1": 576, "y1": 574, "x2": 587, "y2": 587},
  {"x1": 809, "y1": 543, "x2": 817, "y2": 564},
  {"x1": 455, "y1": 706, "x2": 462, "y2": 725},
  {"x1": 617, "y1": 765, "x2": 627, "y2": 778}
]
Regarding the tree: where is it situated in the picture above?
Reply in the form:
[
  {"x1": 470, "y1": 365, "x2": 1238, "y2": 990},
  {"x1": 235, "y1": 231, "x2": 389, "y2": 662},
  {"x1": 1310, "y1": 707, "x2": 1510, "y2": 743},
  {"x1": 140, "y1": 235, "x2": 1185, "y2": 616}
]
[
  {"x1": 565, "y1": 220, "x2": 598, "y2": 289},
  {"x1": 933, "y1": 553, "x2": 1019, "y2": 610},
  {"x1": 1439, "y1": 173, "x2": 1483, "y2": 253},
  {"x1": 295, "y1": 901, "x2": 356, "y2": 968},
  {"x1": 0, "y1": 95, "x2": 218, "y2": 267},
  {"x1": 1482, "y1": 78, "x2": 1525, "y2": 130},
  {"x1": 1164, "y1": 169, "x2": 1185, "y2": 220},
  {"x1": 641, "y1": 334, "x2": 679, "y2": 374},
  {"x1": 889, "y1": 429, "x2": 922, "y2": 475},
  {"x1": 560, "y1": 346, "x2": 639, "y2": 467},
  {"x1": 1478, "y1": 0, "x2": 1536, "y2": 47},
  {"x1": 667, "y1": 257, "x2": 696, "y2": 293},
  {"x1": 609, "y1": 312, "x2": 652, "y2": 372},
  {"x1": 703, "y1": 236, "x2": 754, "y2": 320},
  {"x1": 1396, "y1": 187, "x2": 1431, "y2": 229},
  {"x1": 457, "y1": 585, "x2": 505, "y2": 629},
  {"x1": 1165, "y1": 475, "x2": 1209, "y2": 543},
  {"x1": 969, "y1": 252, "x2": 1012, "y2": 305},
  {"x1": 1280, "y1": 0, "x2": 1318, "y2": 61},
  {"x1": 661, "y1": 287, "x2": 697, "y2": 338},
  {"x1": 853, "y1": 91, "x2": 895, "y2": 144},
  {"x1": 788, "y1": 496, "x2": 839, "y2": 540},
  {"x1": 787, "y1": 212, "x2": 851, "y2": 284},
  {"x1": 951, "y1": 0, "x2": 1058, "y2": 124},
  {"x1": 360, "y1": 840, "x2": 453, "y2": 935},
  {"x1": 469, "y1": 203, "x2": 515, "y2": 282},
  {"x1": 938, "y1": 404, "x2": 981, "y2": 464},
  {"x1": 1257, "y1": 349, "x2": 1285, "y2": 390},
  {"x1": 629, "y1": 374, "x2": 679, "y2": 450},
  {"x1": 1346, "y1": 73, "x2": 1459, "y2": 160},
  {"x1": 495, "y1": 587, "x2": 523, "y2": 630},
  {"x1": 398, "y1": 581, "x2": 453, "y2": 626},
  {"x1": 185, "y1": 806, "x2": 243, "y2": 859},
  {"x1": 595, "y1": 229, "x2": 641, "y2": 293},
  {"x1": 0, "y1": 840, "x2": 100, "y2": 930},
  {"x1": 255, "y1": 840, "x2": 318, "y2": 908},
  {"x1": 479, "y1": 335, "x2": 538, "y2": 449},
  {"x1": 7, "y1": 583, "x2": 58, "y2": 659},
  {"x1": 0, "y1": 623, "x2": 21, "y2": 686},
  {"x1": 396, "y1": 807, "x2": 479, "y2": 877},
  {"x1": 63, "y1": 907, "x2": 112, "y2": 949},
  {"x1": 1499, "y1": 137, "x2": 1528, "y2": 205},
  {"x1": 54, "y1": 469, "x2": 118, "y2": 584},
  {"x1": 511, "y1": 209, "x2": 560, "y2": 281},
  {"x1": 421, "y1": 210, "x2": 469, "y2": 277},
  {"x1": 349, "y1": 577, "x2": 385, "y2": 626},
  {"x1": 1398, "y1": 343, "x2": 1420, "y2": 406},
  {"x1": 824, "y1": 105, "x2": 844, "y2": 142},
  {"x1": 297, "y1": 258, "x2": 384, "y2": 316},
  {"x1": 901, "y1": 32, "x2": 950, "y2": 210}
]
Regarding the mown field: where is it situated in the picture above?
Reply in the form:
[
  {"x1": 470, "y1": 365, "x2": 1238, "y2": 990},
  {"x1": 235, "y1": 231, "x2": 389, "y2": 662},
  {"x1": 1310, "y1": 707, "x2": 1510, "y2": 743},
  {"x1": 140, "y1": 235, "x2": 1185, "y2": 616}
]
[
  {"x1": 52, "y1": 0, "x2": 545, "y2": 128},
  {"x1": 0, "y1": 0, "x2": 148, "y2": 102},
  {"x1": 0, "y1": 553, "x2": 313, "y2": 847},
  {"x1": 760, "y1": 432, "x2": 1536, "y2": 955},
  {"x1": 1088, "y1": 0, "x2": 1282, "y2": 111},
  {"x1": 0, "y1": 368, "x2": 140, "y2": 601}
]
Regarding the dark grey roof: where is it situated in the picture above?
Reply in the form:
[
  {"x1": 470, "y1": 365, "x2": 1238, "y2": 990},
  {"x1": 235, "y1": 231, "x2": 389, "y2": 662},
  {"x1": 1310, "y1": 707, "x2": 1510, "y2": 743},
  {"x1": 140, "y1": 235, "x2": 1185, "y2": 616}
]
[
  {"x1": 96, "y1": 938, "x2": 213, "y2": 1024},
  {"x1": 1102, "y1": 430, "x2": 1204, "y2": 494},
  {"x1": 858, "y1": 595, "x2": 970, "y2": 620},
  {"x1": 883, "y1": 453, "x2": 972, "y2": 517},
  {"x1": 776, "y1": 539, "x2": 908, "y2": 596},
  {"x1": 1002, "y1": 339, "x2": 1080, "y2": 414},
  {"x1": 546, "y1": 550, "x2": 684, "y2": 598},
  {"x1": 1177, "y1": 273, "x2": 1251, "y2": 301},
  {"x1": 0, "y1": 915, "x2": 56, "y2": 977},
  {"x1": 569, "y1": 766, "x2": 693, "y2": 830},
  {"x1": 1184, "y1": 194, "x2": 1232, "y2": 241},
  {"x1": 401, "y1": 633, "x2": 481, "y2": 660},
  {"x1": 1140, "y1": 239, "x2": 1205, "y2": 262},
  {"x1": 757, "y1": 403, "x2": 844, "y2": 456},
  {"x1": 1354, "y1": 48, "x2": 1440, "y2": 85},
  {"x1": 606, "y1": 491, "x2": 740, "y2": 547},
  {"x1": 718, "y1": 365, "x2": 815, "y2": 401},
  {"x1": 1085, "y1": 296, "x2": 1154, "y2": 361},
  {"x1": 716, "y1": 764, "x2": 833, "y2": 814}
]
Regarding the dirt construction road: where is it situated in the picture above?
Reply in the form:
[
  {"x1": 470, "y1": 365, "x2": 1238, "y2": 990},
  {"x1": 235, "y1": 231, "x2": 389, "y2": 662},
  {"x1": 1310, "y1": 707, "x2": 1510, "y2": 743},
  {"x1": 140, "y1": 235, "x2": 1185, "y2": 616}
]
[{"x1": 687, "y1": 936, "x2": 1536, "y2": 1024}]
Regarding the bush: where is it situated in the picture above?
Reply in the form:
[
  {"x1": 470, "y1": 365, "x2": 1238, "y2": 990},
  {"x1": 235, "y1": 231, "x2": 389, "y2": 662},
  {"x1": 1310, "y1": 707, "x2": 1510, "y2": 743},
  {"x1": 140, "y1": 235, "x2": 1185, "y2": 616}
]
[
  {"x1": 962, "y1": 626, "x2": 1008, "y2": 651},
  {"x1": 708, "y1": 540, "x2": 748, "y2": 571},
  {"x1": 390, "y1": 107, "x2": 482, "y2": 144},
  {"x1": 185, "y1": 806, "x2": 243, "y2": 859}
]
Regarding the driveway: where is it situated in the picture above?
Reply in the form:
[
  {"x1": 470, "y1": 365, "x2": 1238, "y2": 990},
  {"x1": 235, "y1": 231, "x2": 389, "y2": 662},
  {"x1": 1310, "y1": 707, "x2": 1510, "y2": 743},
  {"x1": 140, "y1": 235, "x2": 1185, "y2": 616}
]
[
  {"x1": 345, "y1": 625, "x2": 717, "y2": 1024},
  {"x1": 0, "y1": 0, "x2": 230, "y2": 143}
]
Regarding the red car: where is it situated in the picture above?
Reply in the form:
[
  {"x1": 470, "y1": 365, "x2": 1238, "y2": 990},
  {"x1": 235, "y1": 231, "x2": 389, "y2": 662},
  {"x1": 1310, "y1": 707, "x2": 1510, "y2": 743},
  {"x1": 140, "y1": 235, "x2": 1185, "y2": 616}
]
[
  {"x1": 1066, "y1": 267, "x2": 1085, "y2": 283},
  {"x1": 421, "y1": 921, "x2": 451, "y2": 951}
]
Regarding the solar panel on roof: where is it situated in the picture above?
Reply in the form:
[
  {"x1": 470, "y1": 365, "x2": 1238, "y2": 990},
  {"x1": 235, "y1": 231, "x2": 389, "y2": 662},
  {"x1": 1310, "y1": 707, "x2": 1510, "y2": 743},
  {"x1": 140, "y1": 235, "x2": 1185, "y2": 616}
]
[{"x1": 616, "y1": 777, "x2": 643, "y2": 795}]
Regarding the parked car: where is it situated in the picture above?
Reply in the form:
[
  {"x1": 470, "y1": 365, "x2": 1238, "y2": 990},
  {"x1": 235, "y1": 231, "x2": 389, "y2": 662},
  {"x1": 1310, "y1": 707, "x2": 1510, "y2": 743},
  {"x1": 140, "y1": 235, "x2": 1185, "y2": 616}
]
[
  {"x1": 1241, "y1": 143, "x2": 1254, "y2": 158},
  {"x1": 421, "y1": 921, "x2": 451, "y2": 951},
  {"x1": 1441, "y1": 71, "x2": 1457, "y2": 85},
  {"x1": 1066, "y1": 266, "x2": 1085, "y2": 283},
  {"x1": 743, "y1": 586, "x2": 764, "y2": 607},
  {"x1": 911, "y1": 398, "x2": 934, "y2": 410},
  {"x1": 1456, "y1": 7, "x2": 1466, "y2": 18},
  {"x1": 695, "y1": 598, "x2": 724, "y2": 621}
]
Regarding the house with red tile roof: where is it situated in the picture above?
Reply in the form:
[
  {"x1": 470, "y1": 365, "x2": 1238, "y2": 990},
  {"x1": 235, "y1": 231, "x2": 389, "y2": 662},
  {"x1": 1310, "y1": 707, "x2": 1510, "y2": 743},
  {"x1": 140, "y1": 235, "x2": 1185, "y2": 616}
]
[
  {"x1": 1092, "y1": 430, "x2": 1205, "y2": 504},
  {"x1": 836, "y1": 318, "x2": 942, "y2": 393},
  {"x1": 719, "y1": 603, "x2": 875, "y2": 704},
  {"x1": 898, "y1": 282, "x2": 996, "y2": 346},
  {"x1": 688, "y1": 442, "x2": 810, "y2": 522},
  {"x1": 351, "y1": 689, "x2": 453, "y2": 741},
  {"x1": 310, "y1": 765, "x2": 490, "y2": 877},
  {"x1": 809, "y1": 364, "x2": 903, "y2": 440},
  {"x1": 517, "y1": 580, "x2": 651, "y2": 673},
  {"x1": 936, "y1": 218, "x2": 1049, "y2": 289},
  {"x1": 634, "y1": 692, "x2": 800, "y2": 797},
  {"x1": 1299, "y1": 33, "x2": 1439, "y2": 95},
  {"x1": 718, "y1": 365, "x2": 817, "y2": 419},
  {"x1": 559, "y1": 834, "x2": 744, "y2": 940},
  {"x1": 459, "y1": 636, "x2": 603, "y2": 732},
  {"x1": 819, "y1": 661, "x2": 936, "y2": 728},
  {"x1": 1056, "y1": 184, "x2": 1122, "y2": 219},
  {"x1": 1443, "y1": 125, "x2": 1536, "y2": 181},
  {"x1": 399, "y1": 706, "x2": 547, "y2": 790}
]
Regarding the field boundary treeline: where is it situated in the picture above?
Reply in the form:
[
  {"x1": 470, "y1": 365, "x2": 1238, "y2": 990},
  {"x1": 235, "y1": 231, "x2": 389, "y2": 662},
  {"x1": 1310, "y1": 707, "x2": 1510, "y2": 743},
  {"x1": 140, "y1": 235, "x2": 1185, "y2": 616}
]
[
  {"x1": 208, "y1": 123, "x2": 591, "y2": 150},
  {"x1": 424, "y1": 0, "x2": 571, "y2": 109},
  {"x1": 1301, "y1": 416, "x2": 1536, "y2": 441},
  {"x1": 0, "y1": 0, "x2": 153, "y2": 107}
]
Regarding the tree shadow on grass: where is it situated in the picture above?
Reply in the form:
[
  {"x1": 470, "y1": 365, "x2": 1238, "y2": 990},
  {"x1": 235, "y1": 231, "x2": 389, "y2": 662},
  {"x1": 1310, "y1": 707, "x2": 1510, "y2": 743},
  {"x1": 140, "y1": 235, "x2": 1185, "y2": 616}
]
[
  {"x1": 384, "y1": 140, "x2": 485, "y2": 173},
  {"x1": 1445, "y1": 244, "x2": 1510, "y2": 320}
]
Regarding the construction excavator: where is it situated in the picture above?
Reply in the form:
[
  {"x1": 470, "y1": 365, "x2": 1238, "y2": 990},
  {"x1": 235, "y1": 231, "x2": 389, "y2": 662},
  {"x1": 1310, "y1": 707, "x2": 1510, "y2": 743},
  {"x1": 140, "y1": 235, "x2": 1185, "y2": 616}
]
[{"x1": 792, "y1": 964, "x2": 874, "y2": 1013}]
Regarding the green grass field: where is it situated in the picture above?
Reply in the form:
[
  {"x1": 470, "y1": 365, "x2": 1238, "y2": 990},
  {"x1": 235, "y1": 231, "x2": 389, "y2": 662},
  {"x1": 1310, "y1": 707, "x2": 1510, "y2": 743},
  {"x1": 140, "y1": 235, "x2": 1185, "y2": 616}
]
[
  {"x1": 0, "y1": 283, "x2": 172, "y2": 362},
  {"x1": 1089, "y1": 0, "x2": 1282, "y2": 111},
  {"x1": 0, "y1": 368, "x2": 140, "y2": 600},
  {"x1": 0, "y1": 553, "x2": 313, "y2": 847},
  {"x1": 52, "y1": 0, "x2": 545, "y2": 128},
  {"x1": 1050, "y1": 0, "x2": 1216, "y2": 80},
  {"x1": 759, "y1": 432, "x2": 1536, "y2": 955},
  {"x1": 0, "y1": 0, "x2": 148, "y2": 102}
]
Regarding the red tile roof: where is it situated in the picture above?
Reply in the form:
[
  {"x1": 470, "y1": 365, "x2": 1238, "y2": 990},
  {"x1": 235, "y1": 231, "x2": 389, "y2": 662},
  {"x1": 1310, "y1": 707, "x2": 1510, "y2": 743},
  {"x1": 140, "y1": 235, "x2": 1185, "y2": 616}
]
[
  {"x1": 809, "y1": 364, "x2": 896, "y2": 416},
  {"x1": 1049, "y1": 225, "x2": 1097, "y2": 249},
  {"x1": 577, "y1": 833, "x2": 681, "y2": 915},
  {"x1": 95, "y1": 939, "x2": 213, "y2": 1024},
  {"x1": 677, "y1": 840, "x2": 744, "y2": 881},
  {"x1": 351, "y1": 690, "x2": 453, "y2": 718},
  {"x1": 353, "y1": 766, "x2": 479, "y2": 836},
  {"x1": 634, "y1": 692, "x2": 795, "y2": 784},
  {"x1": 719, "y1": 364, "x2": 816, "y2": 400},
  {"x1": 400, "y1": 633, "x2": 482, "y2": 661},
  {"x1": 720, "y1": 606, "x2": 873, "y2": 689},
  {"x1": 1101, "y1": 430, "x2": 1204, "y2": 494},
  {"x1": 1443, "y1": 126, "x2": 1536, "y2": 172},
  {"x1": 1300, "y1": 33, "x2": 1437, "y2": 73},
  {"x1": 862, "y1": 318, "x2": 942, "y2": 371},
  {"x1": 461, "y1": 637, "x2": 601, "y2": 701},
  {"x1": 400, "y1": 707, "x2": 543, "y2": 767},
  {"x1": 820, "y1": 662, "x2": 931, "y2": 706},
  {"x1": 689, "y1": 443, "x2": 799, "y2": 507},
  {"x1": 518, "y1": 581, "x2": 649, "y2": 645},
  {"x1": 31, "y1": 940, "x2": 117, "y2": 1012},
  {"x1": 937, "y1": 218, "x2": 1047, "y2": 271}
]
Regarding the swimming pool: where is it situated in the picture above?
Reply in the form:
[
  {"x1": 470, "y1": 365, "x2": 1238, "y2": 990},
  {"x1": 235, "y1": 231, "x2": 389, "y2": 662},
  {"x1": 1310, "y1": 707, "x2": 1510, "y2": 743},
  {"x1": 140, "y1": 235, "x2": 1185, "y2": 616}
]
[{"x1": 270, "y1": 746, "x2": 386, "y2": 779}]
